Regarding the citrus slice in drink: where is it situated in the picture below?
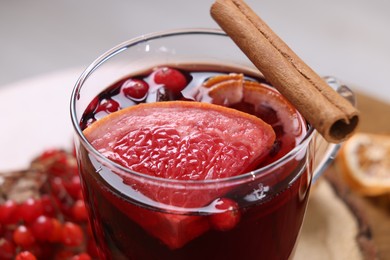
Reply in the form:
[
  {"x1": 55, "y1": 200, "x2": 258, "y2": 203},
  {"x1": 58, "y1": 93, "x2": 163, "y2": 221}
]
[
  {"x1": 337, "y1": 132, "x2": 390, "y2": 196},
  {"x1": 84, "y1": 100, "x2": 275, "y2": 182},
  {"x1": 204, "y1": 73, "x2": 244, "y2": 105},
  {"x1": 83, "y1": 100, "x2": 276, "y2": 249},
  {"x1": 204, "y1": 75, "x2": 307, "y2": 163}
]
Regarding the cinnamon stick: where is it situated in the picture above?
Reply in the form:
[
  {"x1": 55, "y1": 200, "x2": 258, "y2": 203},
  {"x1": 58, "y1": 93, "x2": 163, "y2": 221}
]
[{"x1": 210, "y1": 0, "x2": 359, "y2": 143}]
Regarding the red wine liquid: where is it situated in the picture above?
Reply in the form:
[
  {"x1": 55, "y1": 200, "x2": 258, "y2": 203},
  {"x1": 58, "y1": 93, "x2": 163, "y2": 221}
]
[{"x1": 77, "y1": 65, "x2": 311, "y2": 260}]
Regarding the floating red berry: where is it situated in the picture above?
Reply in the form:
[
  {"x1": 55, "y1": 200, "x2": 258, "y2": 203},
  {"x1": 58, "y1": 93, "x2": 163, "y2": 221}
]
[
  {"x1": 154, "y1": 67, "x2": 188, "y2": 92},
  {"x1": 84, "y1": 97, "x2": 99, "y2": 115},
  {"x1": 209, "y1": 198, "x2": 241, "y2": 231},
  {"x1": 122, "y1": 78, "x2": 149, "y2": 100},
  {"x1": 96, "y1": 98, "x2": 120, "y2": 113}
]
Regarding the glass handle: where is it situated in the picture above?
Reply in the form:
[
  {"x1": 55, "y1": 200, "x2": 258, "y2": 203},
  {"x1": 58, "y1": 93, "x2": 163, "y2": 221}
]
[{"x1": 311, "y1": 77, "x2": 356, "y2": 183}]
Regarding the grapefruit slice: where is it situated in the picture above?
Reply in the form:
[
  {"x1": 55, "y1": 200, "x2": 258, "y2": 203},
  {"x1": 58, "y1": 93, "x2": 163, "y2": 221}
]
[
  {"x1": 83, "y1": 100, "x2": 275, "y2": 248},
  {"x1": 337, "y1": 132, "x2": 390, "y2": 196}
]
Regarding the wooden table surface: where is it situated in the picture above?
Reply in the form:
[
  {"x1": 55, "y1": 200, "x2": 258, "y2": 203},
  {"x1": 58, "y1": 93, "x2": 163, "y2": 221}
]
[{"x1": 335, "y1": 92, "x2": 390, "y2": 259}]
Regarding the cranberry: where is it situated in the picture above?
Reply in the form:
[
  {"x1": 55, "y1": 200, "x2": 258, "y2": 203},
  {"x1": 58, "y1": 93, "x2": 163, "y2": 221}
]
[
  {"x1": 0, "y1": 238, "x2": 15, "y2": 259},
  {"x1": 154, "y1": 67, "x2": 188, "y2": 92},
  {"x1": 83, "y1": 96, "x2": 99, "y2": 115},
  {"x1": 31, "y1": 216, "x2": 54, "y2": 241},
  {"x1": 62, "y1": 222, "x2": 84, "y2": 247},
  {"x1": 48, "y1": 218, "x2": 63, "y2": 243},
  {"x1": 40, "y1": 195, "x2": 56, "y2": 217},
  {"x1": 13, "y1": 225, "x2": 35, "y2": 247},
  {"x1": 96, "y1": 98, "x2": 120, "y2": 113},
  {"x1": 209, "y1": 198, "x2": 241, "y2": 231},
  {"x1": 64, "y1": 175, "x2": 82, "y2": 200},
  {"x1": 18, "y1": 198, "x2": 44, "y2": 224},
  {"x1": 0, "y1": 200, "x2": 18, "y2": 225},
  {"x1": 122, "y1": 78, "x2": 149, "y2": 100},
  {"x1": 71, "y1": 200, "x2": 88, "y2": 222}
]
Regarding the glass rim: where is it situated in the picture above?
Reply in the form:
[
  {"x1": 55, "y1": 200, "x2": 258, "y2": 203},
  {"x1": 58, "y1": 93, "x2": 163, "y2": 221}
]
[{"x1": 70, "y1": 27, "x2": 316, "y2": 186}]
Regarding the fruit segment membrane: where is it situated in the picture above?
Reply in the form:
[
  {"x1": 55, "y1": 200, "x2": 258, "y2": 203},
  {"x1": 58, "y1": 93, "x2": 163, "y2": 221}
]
[{"x1": 79, "y1": 66, "x2": 308, "y2": 257}]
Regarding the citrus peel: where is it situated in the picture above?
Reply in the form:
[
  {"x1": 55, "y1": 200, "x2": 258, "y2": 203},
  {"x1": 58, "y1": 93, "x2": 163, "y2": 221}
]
[{"x1": 337, "y1": 132, "x2": 390, "y2": 196}]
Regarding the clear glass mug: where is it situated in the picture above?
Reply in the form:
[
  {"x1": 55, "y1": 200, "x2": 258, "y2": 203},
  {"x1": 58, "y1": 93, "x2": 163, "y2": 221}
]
[{"x1": 70, "y1": 29, "x2": 352, "y2": 260}]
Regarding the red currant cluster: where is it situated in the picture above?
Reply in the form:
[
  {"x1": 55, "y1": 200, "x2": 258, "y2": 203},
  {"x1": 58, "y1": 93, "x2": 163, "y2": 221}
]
[{"x1": 0, "y1": 150, "x2": 97, "y2": 260}]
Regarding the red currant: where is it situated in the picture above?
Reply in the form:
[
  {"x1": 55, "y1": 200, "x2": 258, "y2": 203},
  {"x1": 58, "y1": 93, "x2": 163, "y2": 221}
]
[
  {"x1": 13, "y1": 225, "x2": 35, "y2": 247},
  {"x1": 154, "y1": 67, "x2": 188, "y2": 92},
  {"x1": 209, "y1": 198, "x2": 241, "y2": 231},
  {"x1": 62, "y1": 222, "x2": 84, "y2": 247},
  {"x1": 15, "y1": 251, "x2": 37, "y2": 260},
  {"x1": 122, "y1": 78, "x2": 149, "y2": 100}
]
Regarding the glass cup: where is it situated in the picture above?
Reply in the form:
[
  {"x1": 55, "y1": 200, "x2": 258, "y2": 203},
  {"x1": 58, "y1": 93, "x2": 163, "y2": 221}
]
[{"x1": 70, "y1": 28, "x2": 351, "y2": 260}]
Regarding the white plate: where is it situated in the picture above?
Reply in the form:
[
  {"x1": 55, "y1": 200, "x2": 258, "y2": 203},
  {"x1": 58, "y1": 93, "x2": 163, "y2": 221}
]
[{"x1": 0, "y1": 68, "x2": 83, "y2": 171}]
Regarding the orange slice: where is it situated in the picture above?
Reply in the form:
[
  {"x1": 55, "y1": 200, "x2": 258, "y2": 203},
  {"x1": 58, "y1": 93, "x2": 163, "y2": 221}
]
[
  {"x1": 204, "y1": 73, "x2": 244, "y2": 105},
  {"x1": 203, "y1": 75, "x2": 307, "y2": 164},
  {"x1": 202, "y1": 73, "x2": 243, "y2": 88},
  {"x1": 337, "y1": 132, "x2": 390, "y2": 196}
]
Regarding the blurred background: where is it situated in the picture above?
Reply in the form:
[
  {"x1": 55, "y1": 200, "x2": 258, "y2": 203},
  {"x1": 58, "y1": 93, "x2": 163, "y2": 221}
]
[{"x1": 1, "y1": 0, "x2": 389, "y2": 102}]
